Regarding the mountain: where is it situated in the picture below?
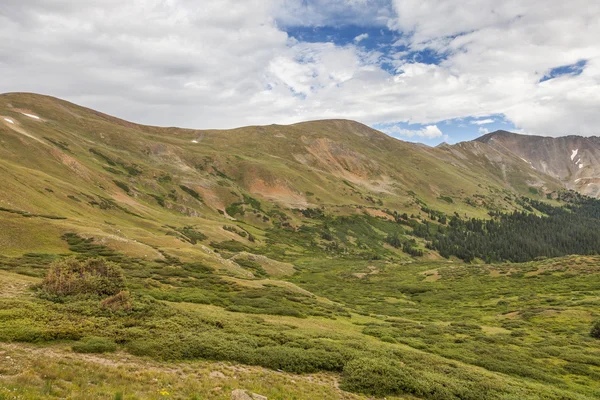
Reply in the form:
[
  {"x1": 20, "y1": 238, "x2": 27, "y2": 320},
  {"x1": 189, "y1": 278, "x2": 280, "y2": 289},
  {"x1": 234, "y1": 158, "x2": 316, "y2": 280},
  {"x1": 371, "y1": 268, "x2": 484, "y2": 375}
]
[
  {"x1": 2, "y1": 93, "x2": 600, "y2": 400},
  {"x1": 0, "y1": 92, "x2": 561, "y2": 260},
  {"x1": 475, "y1": 130, "x2": 600, "y2": 197}
]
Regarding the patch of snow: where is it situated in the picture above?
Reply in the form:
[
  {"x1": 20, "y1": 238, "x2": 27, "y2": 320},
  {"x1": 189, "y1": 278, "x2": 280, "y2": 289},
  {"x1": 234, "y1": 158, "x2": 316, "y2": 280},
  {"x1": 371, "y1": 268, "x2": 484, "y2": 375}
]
[
  {"x1": 3, "y1": 118, "x2": 14, "y2": 124},
  {"x1": 191, "y1": 140, "x2": 198, "y2": 143},
  {"x1": 571, "y1": 149, "x2": 578, "y2": 160},
  {"x1": 579, "y1": 164, "x2": 583, "y2": 169},
  {"x1": 21, "y1": 113, "x2": 40, "y2": 120},
  {"x1": 575, "y1": 178, "x2": 582, "y2": 183},
  {"x1": 576, "y1": 158, "x2": 581, "y2": 164}
]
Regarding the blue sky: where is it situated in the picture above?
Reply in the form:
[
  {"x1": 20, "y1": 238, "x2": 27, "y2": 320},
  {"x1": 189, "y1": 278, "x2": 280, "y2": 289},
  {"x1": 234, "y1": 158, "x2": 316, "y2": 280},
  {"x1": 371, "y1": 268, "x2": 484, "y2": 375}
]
[
  {"x1": 1, "y1": 0, "x2": 598, "y2": 144},
  {"x1": 284, "y1": 24, "x2": 516, "y2": 144},
  {"x1": 374, "y1": 116, "x2": 517, "y2": 145}
]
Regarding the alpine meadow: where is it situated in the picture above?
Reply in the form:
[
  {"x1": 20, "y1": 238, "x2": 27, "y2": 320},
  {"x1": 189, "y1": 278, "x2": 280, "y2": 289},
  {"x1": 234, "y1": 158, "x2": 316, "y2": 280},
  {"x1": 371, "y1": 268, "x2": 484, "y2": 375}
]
[
  {"x1": 0, "y1": 93, "x2": 599, "y2": 399},
  {"x1": 2, "y1": 1, "x2": 600, "y2": 399}
]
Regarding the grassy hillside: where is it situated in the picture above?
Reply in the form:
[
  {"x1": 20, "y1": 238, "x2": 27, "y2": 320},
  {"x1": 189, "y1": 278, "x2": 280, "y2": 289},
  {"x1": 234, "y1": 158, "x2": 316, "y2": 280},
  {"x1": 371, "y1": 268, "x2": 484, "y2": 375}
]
[
  {"x1": 0, "y1": 92, "x2": 560, "y2": 263},
  {"x1": 1, "y1": 93, "x2": 599, "y2": 399}
]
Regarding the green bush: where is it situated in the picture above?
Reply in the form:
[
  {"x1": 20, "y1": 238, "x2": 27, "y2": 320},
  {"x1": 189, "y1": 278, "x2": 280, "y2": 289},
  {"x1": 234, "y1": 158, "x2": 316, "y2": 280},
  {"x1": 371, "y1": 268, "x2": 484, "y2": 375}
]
[
  {"x1": 179, "y1": 185, "x2": 203, "y2": 202},
  {"x1": 591, "y1": 320, "x2": 600, "y2": 339},
  {"x1": 113, "y1": 180, "x2": 130, "y2": 193},
  {"x1": 72, "y1": 336, "x2": 117, "y2": 353},
  {"x1": 41, "y1": 257, "x2": 126, "y2": 297},
  {"x1": 341, "y1": 357, "x2": 417, "y2": 397},
  {"x1": 126, "y1": 335, "x2": 346, "y2": 373}
]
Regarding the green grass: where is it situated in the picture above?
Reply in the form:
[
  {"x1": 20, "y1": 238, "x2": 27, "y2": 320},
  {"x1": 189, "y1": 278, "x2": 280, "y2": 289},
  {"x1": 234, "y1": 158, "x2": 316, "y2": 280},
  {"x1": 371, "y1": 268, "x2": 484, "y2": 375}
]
[
  {"x1": 1, "y1": 247, "x2": 600, "y2": 398},
  {"x1": 0, "y1": 92, "x2": 598, "y2": 399}
]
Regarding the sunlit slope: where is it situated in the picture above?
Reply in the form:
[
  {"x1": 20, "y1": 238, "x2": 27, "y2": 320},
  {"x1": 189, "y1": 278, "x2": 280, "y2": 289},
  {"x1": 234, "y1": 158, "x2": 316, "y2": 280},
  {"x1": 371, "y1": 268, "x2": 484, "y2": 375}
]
[{"x1": 0, "y1": 92, "x2": 558, "y2": 258}]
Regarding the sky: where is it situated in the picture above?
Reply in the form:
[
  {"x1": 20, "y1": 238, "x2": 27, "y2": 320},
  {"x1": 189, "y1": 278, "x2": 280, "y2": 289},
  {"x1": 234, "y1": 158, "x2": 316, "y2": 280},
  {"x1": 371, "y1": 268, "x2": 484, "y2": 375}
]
[{"x1": 1, "y1": 0, "x2": 599, "y2": 145}]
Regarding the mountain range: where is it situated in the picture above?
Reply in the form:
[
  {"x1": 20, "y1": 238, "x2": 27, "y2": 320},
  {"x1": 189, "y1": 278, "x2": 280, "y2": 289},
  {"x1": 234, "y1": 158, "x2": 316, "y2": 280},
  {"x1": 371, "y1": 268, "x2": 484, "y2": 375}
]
[
  {"x1": 3, "y1": 92, "x2": 600, "y2": 400},
  {"x1": 0, "y1": 92, "x2": 597, "y2": 260}
]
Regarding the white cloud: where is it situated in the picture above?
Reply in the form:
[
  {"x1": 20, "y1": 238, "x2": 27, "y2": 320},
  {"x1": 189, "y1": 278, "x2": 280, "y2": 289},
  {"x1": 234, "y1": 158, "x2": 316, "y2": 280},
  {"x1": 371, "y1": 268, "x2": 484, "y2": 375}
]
[
  {"x1": 478, "y1": 126, "x2": 489, "y2": 134},
  {"x1": 386, "y1": 0, "x2": 600, "y2": 136},
  {"x1": 354, "y1": 33, "x2": 369, "y2": 43},
  {"x1": 0, "y1": 0, "x2": 598, "y2": 139},
  {"x1": 471, "y1": 119, "x2": 495, "y2": 125},
  {"x1": 382, "y1": 124, "x2": 444, "y2": 138}
]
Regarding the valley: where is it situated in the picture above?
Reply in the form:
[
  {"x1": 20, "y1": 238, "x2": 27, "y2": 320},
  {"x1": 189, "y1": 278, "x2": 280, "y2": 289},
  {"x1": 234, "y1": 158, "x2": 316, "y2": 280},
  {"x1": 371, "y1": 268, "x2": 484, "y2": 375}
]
[{"x1": 1, "y1": 93, "x2": 600, "y2": 399}]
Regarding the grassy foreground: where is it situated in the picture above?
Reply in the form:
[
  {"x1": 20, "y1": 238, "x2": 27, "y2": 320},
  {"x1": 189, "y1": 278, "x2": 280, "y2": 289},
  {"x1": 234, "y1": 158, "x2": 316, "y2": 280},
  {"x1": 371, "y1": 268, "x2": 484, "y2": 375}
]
[
  {"x1": 1, "y1": 251, "x2": 600, "y2": 399},
  {"x1": 0, "y1": 341, "x2": 364, "y2": 400}
]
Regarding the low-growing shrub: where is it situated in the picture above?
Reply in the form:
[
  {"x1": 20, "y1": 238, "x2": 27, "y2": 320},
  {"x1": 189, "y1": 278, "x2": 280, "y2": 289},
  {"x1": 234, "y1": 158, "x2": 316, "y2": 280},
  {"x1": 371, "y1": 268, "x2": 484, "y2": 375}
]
[
  {"x1": 591, "y1": 320, "x2": 600, "y2": 339},
  {"x1": 179, "y1": 185, "x2": 203, "y2": 202},
  {"x1": 40, "y1": 257, "x2": 125, "y2": 297},
  {"x1": 113, "y1": 180, "x2": 131, "y2": 194},
  {"x1": 341, "y1": 357, "x2": 417, "y2": 397},
  {"x1": 101, "y1": 291, "x2": 133, "y2": 312},
  {"x1": 72, "y1": 336, "x2": 117, "y2": 353}
]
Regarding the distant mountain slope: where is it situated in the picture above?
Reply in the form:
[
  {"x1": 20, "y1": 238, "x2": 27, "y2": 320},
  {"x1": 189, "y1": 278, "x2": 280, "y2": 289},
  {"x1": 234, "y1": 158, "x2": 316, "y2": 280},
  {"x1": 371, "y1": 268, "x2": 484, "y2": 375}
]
[
  {"x1": 432, "y1": 139, "x2": 563, "y2": 196},
  {"x1": 475, "y1": 130, "x2": 600, "y2": 197},
  {"x1": 0, "y1": 92, "x2": 563, "y2": 259}
]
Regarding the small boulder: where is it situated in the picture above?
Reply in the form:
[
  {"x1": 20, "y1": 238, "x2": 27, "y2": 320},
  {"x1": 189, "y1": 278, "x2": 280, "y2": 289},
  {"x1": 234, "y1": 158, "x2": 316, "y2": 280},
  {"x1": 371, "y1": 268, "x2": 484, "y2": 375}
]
[
  {"x1": 210, "y1": 371, "x2": 226, "y2": 379},
  {"x1": 231, "y1": 389, "x2": 267, "y2": 400},
  {"x1": 231, "y1": 389, "x2": 252, "y2": 400}
]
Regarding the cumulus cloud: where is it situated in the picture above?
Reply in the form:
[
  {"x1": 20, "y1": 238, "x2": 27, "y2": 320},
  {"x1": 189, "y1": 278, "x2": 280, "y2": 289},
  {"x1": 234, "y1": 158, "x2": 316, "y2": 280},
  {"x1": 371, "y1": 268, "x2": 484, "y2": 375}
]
[
  {"x1": 387, "y1": 0, "x2": 600, "y2": 136},
  {"x1": 382, "y1": 124, "x2": 444, "y2": 138},
  {"x1": 0, "y1": 0, "x2": 598, "y2": 138},
  {"x1": 471, "y1": 119, "x2": 495, "y2": 125},
  {"x1": 354, "y1": 33, "x2": 369, "y2": 43}
]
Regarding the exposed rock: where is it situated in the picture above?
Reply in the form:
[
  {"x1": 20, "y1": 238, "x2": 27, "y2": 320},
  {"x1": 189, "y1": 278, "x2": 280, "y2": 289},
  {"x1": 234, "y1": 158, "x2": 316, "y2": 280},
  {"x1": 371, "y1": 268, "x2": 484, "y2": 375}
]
[
  {"x1": 231, "y1": 389, "x2": 267, "y2": 400},
  {"x1": 231, "y1": 390, "x2": 252, "y2": 400},
  {"x1": 209, "y1": 371, "x2": 226, "y2": 379},
  {"x1": 475, "y1": 131, "x2": 600, "y2": 197}
]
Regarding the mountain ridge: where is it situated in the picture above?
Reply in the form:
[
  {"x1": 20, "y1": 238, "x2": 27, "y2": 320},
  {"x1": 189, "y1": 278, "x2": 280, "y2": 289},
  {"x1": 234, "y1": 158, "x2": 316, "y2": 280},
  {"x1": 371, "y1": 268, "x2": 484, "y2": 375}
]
[
  {"x1": 472, "y1": 129, "x2": 600, "y2": 197},
  {"x1": 0, "y1": 91, "x2": 591, "y2": 262}
]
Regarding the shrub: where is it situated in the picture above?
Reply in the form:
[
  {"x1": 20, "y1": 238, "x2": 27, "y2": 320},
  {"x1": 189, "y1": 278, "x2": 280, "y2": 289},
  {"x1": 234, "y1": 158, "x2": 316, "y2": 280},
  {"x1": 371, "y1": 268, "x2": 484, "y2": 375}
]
[
  {"x1": 177, "y1": 226, "x2": 208, "y2": 244},
  {"x1": 341, "y1": 357, "x2": 417, "y2": 397},
  {"x1": 113, "y1": 180, "x2": 131, "y2": 194},
  {"x1": 72, "y1": 336, "x2": 117, "y2": 353},
  {"x1": 235, "y1": 258, "x2": 267, "y2": 278},
  {"x1": 179, "y1": 185, "x2": 203, "y2": 202},
  {"x1": 41, "y1": 257, "x2": 126, "y2": 297},
  {"x1": 101, "y1": 291, "x2": 133, "y2": 312},
  {"x1": 591, "y1": 320, "x2": 600, "y2": 339},
  {"x1": 210, "y1": 240, "x2": 246, "y2": 252}
]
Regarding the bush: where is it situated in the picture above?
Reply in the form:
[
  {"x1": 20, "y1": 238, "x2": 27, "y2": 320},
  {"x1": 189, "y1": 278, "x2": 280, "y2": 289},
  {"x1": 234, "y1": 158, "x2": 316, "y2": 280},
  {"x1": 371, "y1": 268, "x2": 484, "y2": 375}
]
[
  {"x1": 101, "y1": 291, "x2": 133, "y2": 312},
  {"x1": 72, "y1": 336, "x2": 117, "y2": 353},
  {"x1": 113, "y1": 180, "x2": 131, "y2": 193},
  {"x1": 341, "y1": 357, "x2": 416, "y2": 396},
  {"x1": 41, "y1": 257, "x2": 126, "y2": 297},
  {"x1": 591, "y1": 320, "x2": 600, "y2": 339},
  {"x1": 179, "y1": 185, "x2": 203, "y2": 202}
]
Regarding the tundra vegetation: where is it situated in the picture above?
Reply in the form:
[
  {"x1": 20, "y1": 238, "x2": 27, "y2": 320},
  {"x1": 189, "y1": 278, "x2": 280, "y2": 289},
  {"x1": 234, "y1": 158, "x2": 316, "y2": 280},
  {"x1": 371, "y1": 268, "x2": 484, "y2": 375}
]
[{"x1": 1, "y1": 93, "x2": 600, "y2": 399}]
